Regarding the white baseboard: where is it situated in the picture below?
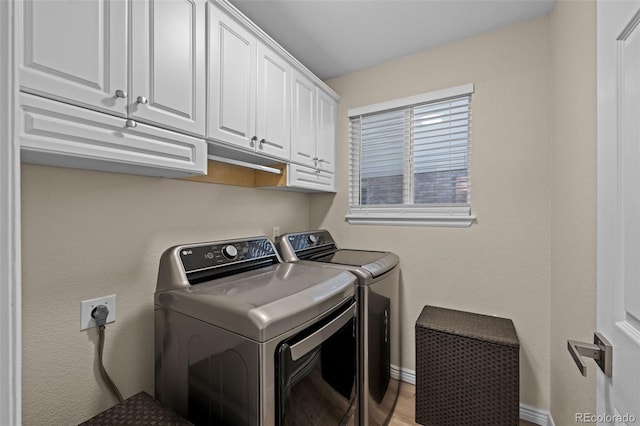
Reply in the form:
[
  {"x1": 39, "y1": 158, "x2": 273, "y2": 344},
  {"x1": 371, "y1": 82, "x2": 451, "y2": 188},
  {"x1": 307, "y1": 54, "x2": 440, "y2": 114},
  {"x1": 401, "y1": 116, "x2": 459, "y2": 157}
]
[
  {"x1": 392, "y1": 366, "x2": 555, "y2": 426},
  {"x1": 391, "y1": 364, "x2": 415, "y2": 384},
  {"x1": 519, "y1": 403, "x2": 555, "y2": 426}
]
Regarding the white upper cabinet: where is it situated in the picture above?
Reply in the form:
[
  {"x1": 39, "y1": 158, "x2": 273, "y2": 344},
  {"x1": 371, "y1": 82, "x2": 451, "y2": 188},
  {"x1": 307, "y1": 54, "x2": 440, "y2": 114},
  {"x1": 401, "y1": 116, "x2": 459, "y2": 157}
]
[
  {"x1": 256, "y1": 42, "x2": 291, "y2": 160},
  {"x1": 316, "y1": 88, "x2": 337, "y2": 173},
  {"x1": 19, "y1": 93, "x2": 206, "y2": 178},
  {"x1": 290, "y1": 69, "x2": 316, "y2": 168},
  {"x1": 207, "y1": 3, "x2": 291, "y2": 161},
  {"x1": 290, "y1": 70, "x2": 337, "y2": 173},
  {"x1": 16, "y1": 0, "x2": 207, "y2": 177},
  {"x1": 18, "y1": 0, "x2": 128, "y2": 116},
  {"x1": 15, "y1": 0, "x2": 336, "y2": 185},
  {"x1": 130, "y1": 0, "x2": 206, "y2": 137},
  {"x1": 208, "y1": 5, "x2": 257, "y2": 150},
  {"x1": 287, "y1": 163, "x2": 335, "y2": 193},
  {"x1": 19, "y1": 0, "x2": 206, "y2": 137}
]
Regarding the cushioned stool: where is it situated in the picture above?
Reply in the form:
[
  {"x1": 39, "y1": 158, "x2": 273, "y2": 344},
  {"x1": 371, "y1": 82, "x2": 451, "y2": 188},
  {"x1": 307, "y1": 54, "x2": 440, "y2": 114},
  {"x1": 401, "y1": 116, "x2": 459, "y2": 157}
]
[
  {"x1": 79, "y1": 392, "x2": 192, "y2": 425},
  {"x1": 415, "y1": 305, "x2": 519, "y2": 426}
]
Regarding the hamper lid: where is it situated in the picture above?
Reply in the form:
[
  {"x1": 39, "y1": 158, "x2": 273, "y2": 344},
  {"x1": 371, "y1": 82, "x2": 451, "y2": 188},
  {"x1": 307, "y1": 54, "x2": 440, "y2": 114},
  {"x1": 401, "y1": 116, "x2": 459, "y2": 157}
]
[{"x1": 416, "y1": 305, "x2": 519, "y2": 347}]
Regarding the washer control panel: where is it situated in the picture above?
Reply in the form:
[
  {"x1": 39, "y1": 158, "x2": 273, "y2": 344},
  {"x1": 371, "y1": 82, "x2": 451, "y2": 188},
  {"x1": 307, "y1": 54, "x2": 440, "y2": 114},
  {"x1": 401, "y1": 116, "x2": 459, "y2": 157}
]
[
  {"x1": 285, "y1": 230, "x2": 336, "y2": 253},
  {"x1": 180, "y1": 237, "x2": 277, "y2": 274}
]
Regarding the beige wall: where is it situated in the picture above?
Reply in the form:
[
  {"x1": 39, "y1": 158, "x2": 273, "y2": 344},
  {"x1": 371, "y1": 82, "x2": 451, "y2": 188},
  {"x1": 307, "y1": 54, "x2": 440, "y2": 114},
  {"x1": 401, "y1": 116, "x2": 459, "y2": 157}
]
[
  {"x1": 313, "y1": 16, "x2": 553, "y2": 410},
  {"x1": 550, "y1": 0, "x2": 597, "y2": 423},
  {"x1": 20, "y1": 164, "x2": 310, "y2": 425},
  {"x1": 21, "y1": 3, "x2": 599, "y2": 424}
]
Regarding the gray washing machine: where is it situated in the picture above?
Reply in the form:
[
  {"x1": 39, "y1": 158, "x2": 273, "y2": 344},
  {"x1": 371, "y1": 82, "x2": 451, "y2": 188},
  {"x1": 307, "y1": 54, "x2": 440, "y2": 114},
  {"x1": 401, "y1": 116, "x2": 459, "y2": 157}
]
[
  {"x1": 155, "y1": 236, "x2": 358, "y2": 425},
  {"x1": 276, "y1": 230, "x2": 400, "y2": 426}
]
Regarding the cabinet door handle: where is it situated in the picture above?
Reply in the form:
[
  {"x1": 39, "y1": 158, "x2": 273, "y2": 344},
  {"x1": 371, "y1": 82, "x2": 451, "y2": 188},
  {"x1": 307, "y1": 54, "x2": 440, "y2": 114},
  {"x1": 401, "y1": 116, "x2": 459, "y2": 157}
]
[
  {"x1": 115, "y1": 89, "x2": 127, "y2": 98},
  {"x1": 250, "y1": 136, "x2": 258, "y2": 146},
  {"x1": 125, "y1": 119, "x2": 137, "y2": 128},
  {"x1": 318, "y1": 159, "x2": 324, "y2": 163},
  {"x1": 136, "y1": 96, "x2": 148, "y2": 105},
  {"x1": 259, "y1": 138, "x2": 266, "y2": 147}
]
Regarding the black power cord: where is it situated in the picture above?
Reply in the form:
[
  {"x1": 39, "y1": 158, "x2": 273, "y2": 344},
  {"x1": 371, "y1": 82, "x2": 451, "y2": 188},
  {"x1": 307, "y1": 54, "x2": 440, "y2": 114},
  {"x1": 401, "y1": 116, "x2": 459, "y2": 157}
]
[{"x1": 91, "y1": 305, "x2": 124, "y2": 403}]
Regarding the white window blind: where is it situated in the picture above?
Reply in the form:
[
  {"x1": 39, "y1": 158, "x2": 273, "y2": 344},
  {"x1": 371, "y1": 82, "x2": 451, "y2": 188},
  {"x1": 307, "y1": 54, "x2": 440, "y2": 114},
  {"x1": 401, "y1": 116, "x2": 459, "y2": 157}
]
[{"x1": 347, "y1": 84, "x2": 475, "y2": 227}]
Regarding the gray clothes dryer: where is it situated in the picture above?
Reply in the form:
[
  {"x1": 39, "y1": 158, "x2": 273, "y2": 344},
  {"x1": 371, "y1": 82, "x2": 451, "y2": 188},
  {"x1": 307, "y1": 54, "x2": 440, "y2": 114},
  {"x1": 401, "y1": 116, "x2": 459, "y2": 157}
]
[{"x1": 276, "y1": 230, "x2": 400, "y2": 426}]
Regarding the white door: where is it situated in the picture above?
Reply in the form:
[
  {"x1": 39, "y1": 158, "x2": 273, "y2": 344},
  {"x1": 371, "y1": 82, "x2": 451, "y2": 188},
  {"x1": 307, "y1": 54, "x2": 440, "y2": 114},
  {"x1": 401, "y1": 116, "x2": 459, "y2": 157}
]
[
  {"x1": 597, "y1": 1, "x2": 640, "y2": 423},
  {"x1": 1, "y1": 1, "x2": 20, "y2": 424},
  {"x1": 17, "y1": 0, "x2": 127, "y2": 116},
  {"x1": 130, "y1": 0, "x2": 205, "y2": 137},
  {"x1": 316, "y1": 89, "x2": 336, "y2": 173},
  {"x1": 290, "y1": 69, "x2": 316, "y2": 168},
  {"x1": 256, "y1": 42, "x2": 290, "y2": 160},
  {"x1": 208, "y1": 5, "x2": 256, "y2": 150}
]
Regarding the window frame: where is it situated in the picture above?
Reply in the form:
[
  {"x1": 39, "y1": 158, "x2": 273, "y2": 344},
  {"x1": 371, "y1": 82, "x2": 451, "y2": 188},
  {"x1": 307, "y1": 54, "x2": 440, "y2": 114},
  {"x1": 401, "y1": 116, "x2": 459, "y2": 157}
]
[{"x1": 346, "y1": 83, "x2": 475, "y2": 227}]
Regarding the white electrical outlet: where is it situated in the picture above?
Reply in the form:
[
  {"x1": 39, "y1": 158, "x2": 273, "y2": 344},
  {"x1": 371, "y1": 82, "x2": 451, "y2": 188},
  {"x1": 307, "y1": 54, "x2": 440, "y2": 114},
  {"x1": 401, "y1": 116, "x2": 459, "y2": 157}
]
[
  {"x1": 80, "y1": 294, "x2": 116, "y2": 330},
  {"x1": 272, "y1": 226, "x2": 280, "y2": 239}
]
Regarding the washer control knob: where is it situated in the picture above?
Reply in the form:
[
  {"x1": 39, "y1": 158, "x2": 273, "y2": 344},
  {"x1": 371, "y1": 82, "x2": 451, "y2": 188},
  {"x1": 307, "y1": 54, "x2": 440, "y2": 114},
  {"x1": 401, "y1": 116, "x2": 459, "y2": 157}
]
[
  {"x1": 222, "y1": 245, "x2": 238, "y2": 259},
  {"x1": 308, "y1": 234, "x2": 318, "y2": 245}
]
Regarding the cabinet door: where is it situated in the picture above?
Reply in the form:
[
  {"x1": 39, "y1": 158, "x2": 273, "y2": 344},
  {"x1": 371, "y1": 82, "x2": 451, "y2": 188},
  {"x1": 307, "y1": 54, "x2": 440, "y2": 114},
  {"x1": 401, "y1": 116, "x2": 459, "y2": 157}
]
[
  {"x1": 17, "y1": 0, "x2": 127, "y2": 116},
  {"x1": 290, "y1": 69, "x2": 316, "y2": 168},
  {"x1": 19, "y1": 93, "x2": 206, "y2": 178},
  {"x1": 287, "y1": 164, "x2": 336, "y2": 192},
  {"x1": 208, "y1": 4, "x2": 257, "y2": 150},
  {"x1": 316, "y1": 89, "x2": 337, "y2": 173},
  {"x1": 256, "y1": 43, "x2": 290, "y2": 161},
  {"x1": 130, "y1": 0, "x2": 206, "y2": 137}
]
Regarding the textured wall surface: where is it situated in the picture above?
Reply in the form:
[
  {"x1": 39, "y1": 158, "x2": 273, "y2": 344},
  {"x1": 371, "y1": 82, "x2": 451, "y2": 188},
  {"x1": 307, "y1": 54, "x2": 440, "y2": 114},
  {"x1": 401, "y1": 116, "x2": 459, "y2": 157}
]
[
  {"x1": 311, "y1": 16, "x2": 553, "y2": 410},
  {"x1": 21, "y1": 164, "x2": 310, "y2": 425},
  {"x1": 550, "y1": 0, "x2": 597, "y2": 423}
]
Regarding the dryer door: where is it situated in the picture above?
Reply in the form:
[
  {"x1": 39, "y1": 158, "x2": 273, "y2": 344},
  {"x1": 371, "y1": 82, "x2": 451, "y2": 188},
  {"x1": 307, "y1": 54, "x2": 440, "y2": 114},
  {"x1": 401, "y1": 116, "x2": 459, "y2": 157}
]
[{"x1": 276, "y1": 301, "x2": 356, "y2": 425}]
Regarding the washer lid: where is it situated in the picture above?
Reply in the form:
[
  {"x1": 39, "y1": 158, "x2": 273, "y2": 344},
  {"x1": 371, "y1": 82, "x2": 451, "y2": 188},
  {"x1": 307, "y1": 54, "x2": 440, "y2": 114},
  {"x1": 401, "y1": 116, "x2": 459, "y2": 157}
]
[
  {"x1": 276, "y1": 230, "x2": 399, "y2": 278},
  {"x1": 310, "y1": 249, "x2": 399, "y2": 278},
  {"x1": 155, "y1": 263, "x2": 355, "y2": 342}
]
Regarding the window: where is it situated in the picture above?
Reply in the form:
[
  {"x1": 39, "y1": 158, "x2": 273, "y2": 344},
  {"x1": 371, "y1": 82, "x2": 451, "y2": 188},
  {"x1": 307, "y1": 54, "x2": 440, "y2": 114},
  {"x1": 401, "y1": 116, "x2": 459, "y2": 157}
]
[{"x1": 347, "y1": 84, "x2": 475, "y2": 227}]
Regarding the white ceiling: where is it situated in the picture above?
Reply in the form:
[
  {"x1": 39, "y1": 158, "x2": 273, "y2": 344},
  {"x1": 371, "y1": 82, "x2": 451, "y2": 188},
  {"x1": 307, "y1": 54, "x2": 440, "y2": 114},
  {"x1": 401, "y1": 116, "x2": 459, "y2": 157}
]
[{"x1": 228, "y1": 0, "x2": 556, "y2": 81}]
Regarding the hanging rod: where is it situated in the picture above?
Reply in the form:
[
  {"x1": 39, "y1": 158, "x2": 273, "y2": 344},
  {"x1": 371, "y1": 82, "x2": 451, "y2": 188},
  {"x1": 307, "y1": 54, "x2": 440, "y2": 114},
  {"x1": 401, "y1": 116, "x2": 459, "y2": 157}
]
[{"x1": 207, "y1": 155, "x2": 283, "y2": 175}]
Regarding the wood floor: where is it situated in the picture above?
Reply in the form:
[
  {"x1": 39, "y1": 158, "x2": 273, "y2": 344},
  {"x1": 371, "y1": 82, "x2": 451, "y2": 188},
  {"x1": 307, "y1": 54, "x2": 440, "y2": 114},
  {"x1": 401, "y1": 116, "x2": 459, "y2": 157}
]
[{"x1": 388, "y1": 382, "x2": 536, "y2": 426}]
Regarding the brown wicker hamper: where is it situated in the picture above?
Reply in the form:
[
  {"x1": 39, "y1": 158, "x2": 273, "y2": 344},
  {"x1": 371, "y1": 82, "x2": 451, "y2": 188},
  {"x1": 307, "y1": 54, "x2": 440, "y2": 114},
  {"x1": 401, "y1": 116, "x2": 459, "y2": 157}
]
[{"x1": 415, "y1": 305, "x2": 519, "y2": 426}]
